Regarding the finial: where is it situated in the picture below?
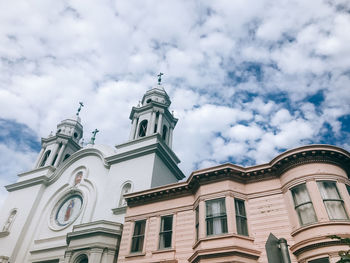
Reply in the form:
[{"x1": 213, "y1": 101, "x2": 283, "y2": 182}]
[
  {"x1": 172, "y1": 110, "x2": 174, "y2": 116},
  {"x1": 76, "y1": 102, "x2": 84, "y2": 116},
  {"x1": 80, "y1": 138, "x2": 84, "y2": 147},
  {"x1": 89, "y1": 129, "x2": 99, "y2": 145},
  {"x1": 157, "y1": 72, "x2": 164, "y2": 85},
  {"x1": 137, "y1": 100, "x2": 141, "y2": 107},
  {"x1": 49, "y1": 131, "x2": 53, "y2": 137}
]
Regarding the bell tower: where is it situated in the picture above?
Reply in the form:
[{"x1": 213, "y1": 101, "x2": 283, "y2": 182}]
[
  {"x1": 128, "y1": 80, "x2": 178, "y2": 149},
  {"x1": 34, "y1": 111, "x2": 83, "y2": 169}
]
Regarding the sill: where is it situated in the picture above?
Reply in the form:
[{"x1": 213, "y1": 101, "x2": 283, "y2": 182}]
[
  {"x1": 125, "y1": 252, "x2": 145, "y2": 258},
  {"x1": 192, "y1": 233, "x2": 254, "y2": 249},
  {"x1": 152, "y1": 248, "x2": 175, "y2": 254},
  {"x1": 291, "y1": 220, "x2": 350, "y2": 236}
]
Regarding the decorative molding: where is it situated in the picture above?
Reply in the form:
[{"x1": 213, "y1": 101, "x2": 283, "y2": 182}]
[
  {"x1": 126, "y1": 145, "x2": 350, "y2": 207},
  {"x1": 112, "y1": 206, "x2": 127, "y2": 215},
  {"x1": 5, "y1": 175, "x2": 49, "y2": 192},
  {"x1": 125, "y1": 204, "x2": 192, "y2": 222}
]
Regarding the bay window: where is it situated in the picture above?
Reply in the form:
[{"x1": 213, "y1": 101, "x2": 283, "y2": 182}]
[
  {"x1": 206, "y1": 198, "x2": 227, "y2": 236},
  {"x1": 317, "y1": 181, "x2": 348, "y2": 220},
  {"x1": 291, "y1": 184, "x2": 317, "y2": 226}
]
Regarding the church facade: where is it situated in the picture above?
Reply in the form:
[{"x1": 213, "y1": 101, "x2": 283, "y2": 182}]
[{"x1": 0, "y1": 85, "x2": 184, "y2": 263}]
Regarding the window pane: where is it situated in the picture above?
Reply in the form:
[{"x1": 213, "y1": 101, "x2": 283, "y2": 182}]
[
  {"x1": 291, "y1": 184, "x2": 311, "y2": 205},
  {"x1": 346, "y1": 185, "x2": 350, "y2": 195},
  {"x1": 318, "y1": 181, "x2": 340, "y2": 199},
  {"x1": 131, "y1": 220, "x2": 145, "y2": 253},
  {"x1": 206, "y1": 199, "x2": 227, "y2": 236},
  {"x1": 291, "y1": 184, "x2": 317, "y2": 226},
  {"x1": 324, "y1": 201, "x2": 348, "y2": 220},
  {"x1": 159, "y1": 216, "x2": 173, "y2": 249},
  {"x1": 235, "y1": 199, "x2": 248, "y2": 236},
  {"x1": 296, "y1": 203, "x2": 318, "y2": 225}
]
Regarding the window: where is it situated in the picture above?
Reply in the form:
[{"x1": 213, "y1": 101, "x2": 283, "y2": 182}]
[
  {"x1": 139, "y1": 120, "x2": 148, "y2": 137},
  {"x1": 63, "y1": 154, "x2": 70, "y2": 161},
  {"x1": 206, "y1": 198, "x2": 227, "y2": 236},
  {"x1": 119, "y1": 182, "x2": 132, "y2": 207},
  {"x1": 346, "y1": 184, "x2": 350, "y2": 196},
  {"x1": 291, "y1": 184, "x2": 317, "y2": 226},
  {"x1": 162, "y1": 125, "x2": 167, "y2": 141},
  {"x1": 195, "y1": 206, "x2": 199, "y2": 241},
  {"x1": 159, "y1": 215, "x2": 173, "y2": 249},
  {"x1": 40, "y1": 150, "x2": 51, "y2": 167},
  {"x1": 2, "y1": 209, "x2": 17, "y2": 232},
  {"x1": 235, "y1": 199, "x2": 248, "y2": 236},
  {"x1": 74, "y1": 254, "x2": 88, "y2": 263},
  {"x1": 317, "y1": 181, "x2": 348, "y2": 220},
  {"x1": 131, "y1": 220, "x2": 146, "y2": 253},
  {"x1": 308, "y1": 257, "x2": 329, "y2": 263}
]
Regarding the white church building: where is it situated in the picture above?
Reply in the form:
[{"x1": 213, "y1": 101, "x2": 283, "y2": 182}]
[{"x1": 0, "y1": 84, "x2": 185, "y2": 263}]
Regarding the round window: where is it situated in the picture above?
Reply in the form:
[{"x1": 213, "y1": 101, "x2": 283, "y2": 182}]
[{"x1": 55, "y1": 194, "x2": 83, "y2": 226}]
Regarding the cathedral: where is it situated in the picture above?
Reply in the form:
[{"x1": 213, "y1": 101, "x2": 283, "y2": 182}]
[
  {"x1": 0, "y1": 83, "x2": 350, "y2": 263},
  {"x1": 0, "y1": 84, "x2": 184, "y2": 262}
]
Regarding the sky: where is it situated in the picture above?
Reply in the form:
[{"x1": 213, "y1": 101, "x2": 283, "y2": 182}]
[{"x1": 0, "y1": 0, "x2": 350, "y2": 206}]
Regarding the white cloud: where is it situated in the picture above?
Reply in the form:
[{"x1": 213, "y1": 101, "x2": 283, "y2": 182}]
[{"x1": 0, "y1": 0, "x2": 349, "y2": 205}]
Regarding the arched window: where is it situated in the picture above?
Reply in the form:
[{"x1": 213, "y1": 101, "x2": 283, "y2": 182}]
[
  {"x1": 40, "y1": 150, "x2": 51, "y2": 167},
  {"x1": 2, "y1": 209, "x2": 17, "y2": 232},
  {"x1": 63, "y1": 154, "x2": 71, "y2": 161},
  {"x1": 74, "y1": 254, "x2": 88, "y2": 263},
  {"x1": 119, "y1": 182, "x2": 132, "y2": 207},
  {"x1": 162, "y1": 125, "x2": 168, "y2": 141},
  {"x1": 138, "y1": 120, "x2": 148, "y2": 137}
]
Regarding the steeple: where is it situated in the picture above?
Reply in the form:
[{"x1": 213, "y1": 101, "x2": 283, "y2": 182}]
[
  {"x1": 34, "y1": 114, "x2": 83, "y2": 169},
  {"x1": 128, "y1": 82, "x2": 177, "y2": 149}
]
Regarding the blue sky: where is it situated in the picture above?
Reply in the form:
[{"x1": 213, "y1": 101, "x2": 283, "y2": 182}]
[{"x1": 0, "y1": 0, "x2": 350, "y2": 206}]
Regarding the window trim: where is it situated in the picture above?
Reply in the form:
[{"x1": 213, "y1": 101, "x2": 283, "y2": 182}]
[
  {"x1": 235, "y1": 199, "x2": 249, "y2": 236},
  {"x1": 158, "y1": 215, "x2": 173, "y2": 250},
  {"x1": 290, "y1": 183, "x2": 318, "y2": 226},
  {"x1": 317, "y1": 180, "x2": 348, "y2": 220},
  {"x1": 130, "y1": 220, "x2": 146, "y2": 253},
  {"x1": 205, "y1": 198, "x2": 228, "y2": 236}
]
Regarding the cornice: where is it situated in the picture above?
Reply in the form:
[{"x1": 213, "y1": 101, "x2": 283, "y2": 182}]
[
  {"x1": 126, "y1": 145, "x2": 350, "y2": 207},
  {"x1": 5, "y1": 175, "x2": 49, "y2": 191}
]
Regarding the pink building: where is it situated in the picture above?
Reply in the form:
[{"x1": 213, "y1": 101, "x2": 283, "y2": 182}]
[{"x1": 118, "y1": 145, "x2": 350, "y2": 263}]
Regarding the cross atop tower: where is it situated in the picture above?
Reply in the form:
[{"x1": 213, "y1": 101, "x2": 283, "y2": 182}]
[
  {"x1": 90, "y1": 129, "x2": 99, "y2": 145},
  {"x1": 157, "y1": 72, "x2": 164, "y2": 85},
  {"x1": 76, "y1": 102, "x2": 84, "y2": 116}
]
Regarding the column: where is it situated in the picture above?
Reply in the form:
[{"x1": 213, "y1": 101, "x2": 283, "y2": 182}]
[
  {"x1": 129, "y1": 117, "x2": 138, "y2": 140},
  {"x1": 198, "y1": 200, "x2": 206, "y2": 239},
  {"x1": 63, "y1": 251, "x2": 72, "y2": 263},
  {"x1": 90, "y1": 248, "x2": 103, "y2": 263},
  {"x1": 34, "y1": 147, "x2": 45, "y2": 168},
  {"x1": 54, "y1": 142, "x2": 66, "y2": 167},
  {"x1": 157, "y1": 114, "x2": 163, "y2": 135},
  {"x1": 102, "y1": 249, "x2": 116, "y2": 263},
  {"x1": 306, "y1": 180, "x2": 329, "y2": 222},
  {"x1": 146, "y1": 111, "x2": 155, "y2": 136},
  {"x1": 46, "y1": 143, "x2": 59, "y2": 166},
  {"x1": 168, "y1": 127, "x2": 173, "y2": 148},
  {"x1": 225, "y1": 195, "x2": 235, "y2": 234}
]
